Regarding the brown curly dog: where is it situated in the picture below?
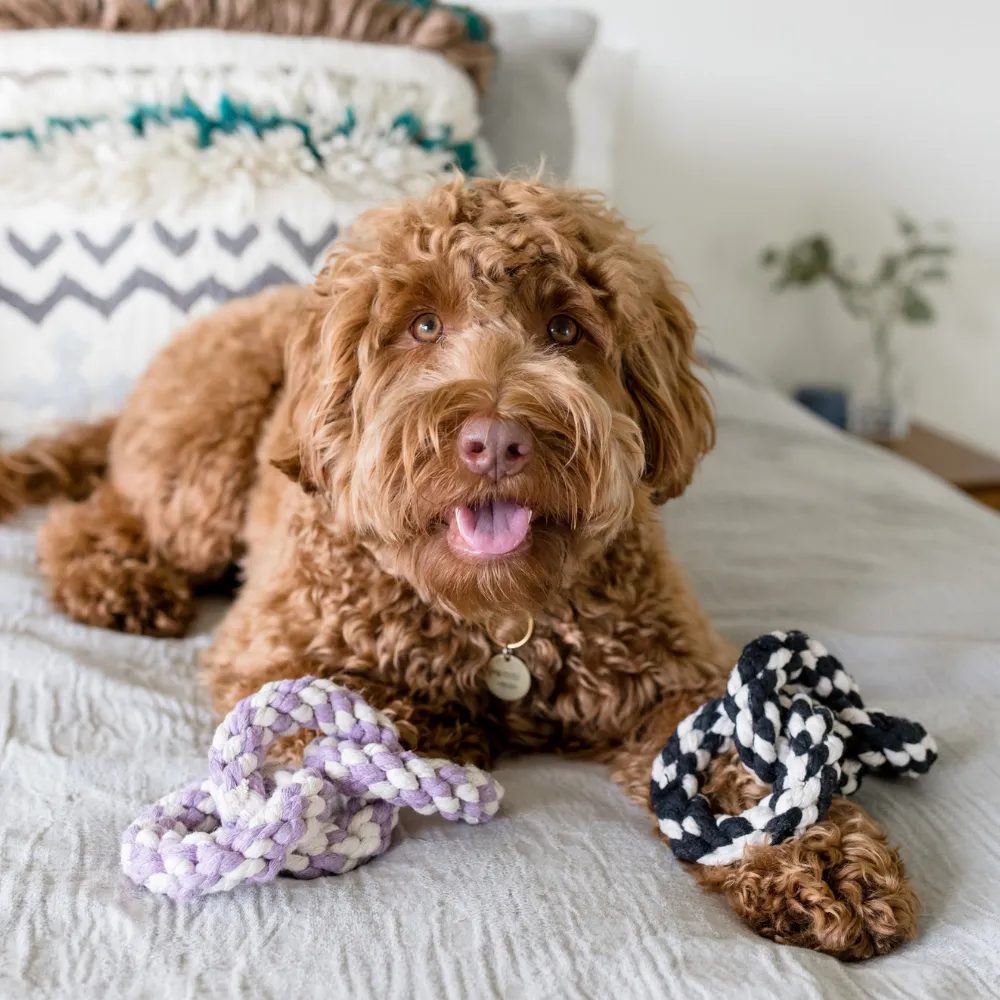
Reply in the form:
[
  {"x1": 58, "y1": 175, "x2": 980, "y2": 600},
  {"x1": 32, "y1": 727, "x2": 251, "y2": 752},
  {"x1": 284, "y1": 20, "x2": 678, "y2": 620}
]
[{"x1": 0, "y1": 177, "x2": 916, "y2": 959}]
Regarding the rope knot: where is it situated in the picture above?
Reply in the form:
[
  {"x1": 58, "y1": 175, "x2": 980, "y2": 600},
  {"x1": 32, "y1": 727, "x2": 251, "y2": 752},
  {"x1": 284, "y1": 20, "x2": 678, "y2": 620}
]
[
  {"x1": 651, "y1": 631, "x2": 937, "y2": 865},
  {"x1": 122, "y1": 676, "x2": 503, "y2": 899}
]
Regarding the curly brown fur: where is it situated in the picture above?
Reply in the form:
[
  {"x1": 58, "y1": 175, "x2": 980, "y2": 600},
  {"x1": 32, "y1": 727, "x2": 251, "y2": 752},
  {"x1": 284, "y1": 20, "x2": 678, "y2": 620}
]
[
  {"x1": 0, "y1": 0, "x2": 494, "y2": 93},
  {"x1": 13, "y1": 177, "x2": 919, "y2": 959},
  {"x1": 109, "y1": 286, "x2": 295, "y2": 581}
]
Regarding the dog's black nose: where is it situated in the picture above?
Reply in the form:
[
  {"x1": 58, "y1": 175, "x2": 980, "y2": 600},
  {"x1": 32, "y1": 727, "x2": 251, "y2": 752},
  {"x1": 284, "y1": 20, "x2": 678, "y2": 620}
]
[{"x1": 458, "y1": 418, "x2": 533, "y2": 479}]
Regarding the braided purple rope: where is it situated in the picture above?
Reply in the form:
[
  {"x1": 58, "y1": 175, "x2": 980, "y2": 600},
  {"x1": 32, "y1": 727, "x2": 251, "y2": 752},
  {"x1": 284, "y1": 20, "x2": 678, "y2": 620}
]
[{"x1": 121, "y1": 676, "x2": 503, "y2": 900}]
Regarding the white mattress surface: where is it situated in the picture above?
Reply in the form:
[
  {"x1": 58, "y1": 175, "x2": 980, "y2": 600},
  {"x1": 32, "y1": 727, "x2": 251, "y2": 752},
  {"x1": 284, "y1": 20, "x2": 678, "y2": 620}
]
[{"x1": 2, "y1": 370, "x2": 999, "y2": 999}]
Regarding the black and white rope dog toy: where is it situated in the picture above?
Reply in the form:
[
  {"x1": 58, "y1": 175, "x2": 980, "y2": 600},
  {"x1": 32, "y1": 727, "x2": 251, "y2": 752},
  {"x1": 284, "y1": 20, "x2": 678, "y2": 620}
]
[{"x1": 651, "y1": 630, "x2": 937, "y2": 865}]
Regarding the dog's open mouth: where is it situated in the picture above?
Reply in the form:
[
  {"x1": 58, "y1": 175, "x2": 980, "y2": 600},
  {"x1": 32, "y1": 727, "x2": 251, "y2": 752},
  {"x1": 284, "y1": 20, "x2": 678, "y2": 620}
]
[{"x1": 447, "y1": 501, "x2": 533, "y2": 559}]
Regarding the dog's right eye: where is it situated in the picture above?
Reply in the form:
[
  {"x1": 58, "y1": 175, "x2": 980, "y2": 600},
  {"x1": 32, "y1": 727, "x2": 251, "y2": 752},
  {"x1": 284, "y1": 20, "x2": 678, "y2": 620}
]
[
  {"x1": 410, "y1": 313, "x2": 444, "y2": 343},
  {"x1": 547, "y1": 314, "x2": 581, "y2": 346}
]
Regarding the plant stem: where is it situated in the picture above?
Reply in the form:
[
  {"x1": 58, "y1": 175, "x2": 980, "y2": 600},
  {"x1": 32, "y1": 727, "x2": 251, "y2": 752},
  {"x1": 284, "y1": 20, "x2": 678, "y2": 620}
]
[
  {"x1": 829, "y1": 270, "x2": 867, "y2": 321},
  {"x1": 872, "y1": 319, "x2": 896, "y2": 405}
]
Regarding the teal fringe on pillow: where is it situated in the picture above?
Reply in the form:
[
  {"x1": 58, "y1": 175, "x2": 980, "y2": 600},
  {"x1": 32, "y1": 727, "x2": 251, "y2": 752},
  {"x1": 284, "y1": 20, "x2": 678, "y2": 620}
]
[{"x1": 2, "y1": 95, "x2": 478, "y2": 173}]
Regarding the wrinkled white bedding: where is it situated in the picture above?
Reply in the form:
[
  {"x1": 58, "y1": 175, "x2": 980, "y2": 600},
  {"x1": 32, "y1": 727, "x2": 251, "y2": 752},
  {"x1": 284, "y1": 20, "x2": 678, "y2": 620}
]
[{"x1": 2, "y1": 369, "x2": 999, "y2": 1000}]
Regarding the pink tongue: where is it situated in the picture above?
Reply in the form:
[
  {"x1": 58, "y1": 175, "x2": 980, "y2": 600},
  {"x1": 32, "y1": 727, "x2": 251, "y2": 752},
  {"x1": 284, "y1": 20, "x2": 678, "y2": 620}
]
[{"x1": 455, "y1": 501, "x2": 532, "y2": 556}]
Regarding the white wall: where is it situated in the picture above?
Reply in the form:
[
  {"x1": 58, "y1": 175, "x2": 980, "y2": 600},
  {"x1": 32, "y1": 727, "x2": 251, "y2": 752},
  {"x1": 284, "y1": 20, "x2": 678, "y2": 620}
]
[{"x1": 492, "y1": 0, "x2": 1000, "y2": 455}]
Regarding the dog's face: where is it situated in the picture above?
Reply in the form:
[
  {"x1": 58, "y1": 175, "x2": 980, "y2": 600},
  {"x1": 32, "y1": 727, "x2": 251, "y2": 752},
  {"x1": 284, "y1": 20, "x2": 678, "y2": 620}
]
[{"x1": 277, "y1": 179, "x2": 713, "y2": 621}]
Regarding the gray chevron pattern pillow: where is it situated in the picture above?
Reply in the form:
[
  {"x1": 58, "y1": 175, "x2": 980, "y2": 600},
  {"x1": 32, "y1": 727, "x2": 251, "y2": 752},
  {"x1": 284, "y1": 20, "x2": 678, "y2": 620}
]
[{"x1": 0, "y1": 217, "x2": 337, "y2": 437}]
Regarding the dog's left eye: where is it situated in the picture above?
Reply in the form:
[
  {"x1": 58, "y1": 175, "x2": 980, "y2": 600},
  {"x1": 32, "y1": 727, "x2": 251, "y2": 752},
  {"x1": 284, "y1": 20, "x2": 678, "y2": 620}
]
[
  {"x1": 547, "y1": 314, "x2": 580, "y2": 346},
  {"x1": 410, "y1": 313, "x2": 444, "y2": 343}
]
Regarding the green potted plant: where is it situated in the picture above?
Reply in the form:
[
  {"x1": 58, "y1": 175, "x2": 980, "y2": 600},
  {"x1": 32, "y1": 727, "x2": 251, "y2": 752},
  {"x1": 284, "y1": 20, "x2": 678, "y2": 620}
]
[{"x1": 761, "y1": 215, "x2": 954, "y2": 440}]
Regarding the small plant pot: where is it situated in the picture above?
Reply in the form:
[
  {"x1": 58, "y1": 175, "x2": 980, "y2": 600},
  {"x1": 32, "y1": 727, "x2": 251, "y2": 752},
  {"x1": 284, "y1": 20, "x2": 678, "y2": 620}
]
[{"x1": 851, "y1": 398, "x2": 910, "y2": 442}]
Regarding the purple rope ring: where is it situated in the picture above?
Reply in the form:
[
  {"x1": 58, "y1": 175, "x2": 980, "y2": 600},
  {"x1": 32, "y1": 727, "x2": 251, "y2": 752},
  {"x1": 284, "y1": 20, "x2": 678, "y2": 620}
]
[{"x1": 121, "y1": 676, "x2": 503, "y2": 900}]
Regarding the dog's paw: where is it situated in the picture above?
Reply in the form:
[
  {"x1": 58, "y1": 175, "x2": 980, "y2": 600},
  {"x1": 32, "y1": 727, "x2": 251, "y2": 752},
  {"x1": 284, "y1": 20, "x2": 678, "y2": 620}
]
[
  {"x1": 694, "y1": 799, "x2": 918, "y2": 960},
  {"x1": 37, "y1": 491, "x2": 195, "y2": 638},
  {"x1": 47, "y1": 552, "x2": 194, "y2": 638}
]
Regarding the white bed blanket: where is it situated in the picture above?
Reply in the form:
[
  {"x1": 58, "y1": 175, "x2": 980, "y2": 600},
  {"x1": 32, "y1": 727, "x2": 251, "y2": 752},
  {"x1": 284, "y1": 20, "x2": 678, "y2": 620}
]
[{"x1": 2, "y1": 369, "x2": 999, "y2": 999}]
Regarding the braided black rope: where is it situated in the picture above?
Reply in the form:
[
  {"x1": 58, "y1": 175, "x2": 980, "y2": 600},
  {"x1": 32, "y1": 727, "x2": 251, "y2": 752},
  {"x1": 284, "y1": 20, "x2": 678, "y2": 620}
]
[{"x1": 650, "y1": 631, "x2": 937, "y2": 865}]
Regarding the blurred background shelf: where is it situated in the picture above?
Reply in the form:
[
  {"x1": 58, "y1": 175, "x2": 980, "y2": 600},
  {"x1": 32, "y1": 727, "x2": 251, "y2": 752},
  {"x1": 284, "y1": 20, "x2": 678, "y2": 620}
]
[{"x1": 876, "y1": 423, "x2": 1000, "y2": 511}]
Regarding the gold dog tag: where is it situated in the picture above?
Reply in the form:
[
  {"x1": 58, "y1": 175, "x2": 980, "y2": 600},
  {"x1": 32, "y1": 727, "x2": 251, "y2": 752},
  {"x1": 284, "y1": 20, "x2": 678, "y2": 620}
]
[{"x1": 486, "y1": 653, "x2": 532, "y2": 701}]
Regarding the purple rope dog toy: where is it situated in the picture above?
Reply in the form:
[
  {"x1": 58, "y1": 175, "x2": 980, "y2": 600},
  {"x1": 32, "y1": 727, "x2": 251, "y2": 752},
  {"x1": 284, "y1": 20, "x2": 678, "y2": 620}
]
[{"x1": 122, "y1": 676, "x2": 503, "y2": 900}]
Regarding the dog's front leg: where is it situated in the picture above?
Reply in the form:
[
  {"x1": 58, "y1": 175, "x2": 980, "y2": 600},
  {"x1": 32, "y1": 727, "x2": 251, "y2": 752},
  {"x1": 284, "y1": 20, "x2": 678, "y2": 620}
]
[
  {"x1": 607, "y1": 695, "x2": 919, "y2": 960},
  {"x1": 203, "y1": 579, "x2": 498, "y2": 768}
]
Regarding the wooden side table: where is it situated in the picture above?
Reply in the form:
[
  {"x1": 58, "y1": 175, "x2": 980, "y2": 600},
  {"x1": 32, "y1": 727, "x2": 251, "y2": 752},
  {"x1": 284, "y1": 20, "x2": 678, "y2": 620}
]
[{"x1": 876, "y1": 424, "x2": 1000, "y2": 511}]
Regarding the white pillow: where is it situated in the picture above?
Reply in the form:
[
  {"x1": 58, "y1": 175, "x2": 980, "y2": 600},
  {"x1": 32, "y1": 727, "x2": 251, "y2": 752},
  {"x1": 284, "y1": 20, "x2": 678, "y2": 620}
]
[{"x1": 0, "y1": 30, "x2": 486, "y2": 442}]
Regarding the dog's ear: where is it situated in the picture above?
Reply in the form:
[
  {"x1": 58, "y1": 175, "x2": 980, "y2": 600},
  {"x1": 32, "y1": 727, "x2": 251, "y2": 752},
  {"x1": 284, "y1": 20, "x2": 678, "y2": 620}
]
[
  {"x1": 268, "y1": 316, "x2": 328, "y2": 494},
  {"x1": 270, "y1": 447, "x2": 319, "y2": 495},
  {"x1": 270, "y1": 258, "x2": 370, "y2": 496},
  {"x1": 620, "y1": 248, "x2": 714, "y2": 504}
]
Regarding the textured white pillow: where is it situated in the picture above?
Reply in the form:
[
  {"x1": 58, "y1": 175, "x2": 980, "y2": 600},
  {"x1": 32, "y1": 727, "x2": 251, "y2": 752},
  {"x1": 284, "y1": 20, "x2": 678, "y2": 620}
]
[{"x1": 0, "y1": 31, "x2": 486, "y2": 442}]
